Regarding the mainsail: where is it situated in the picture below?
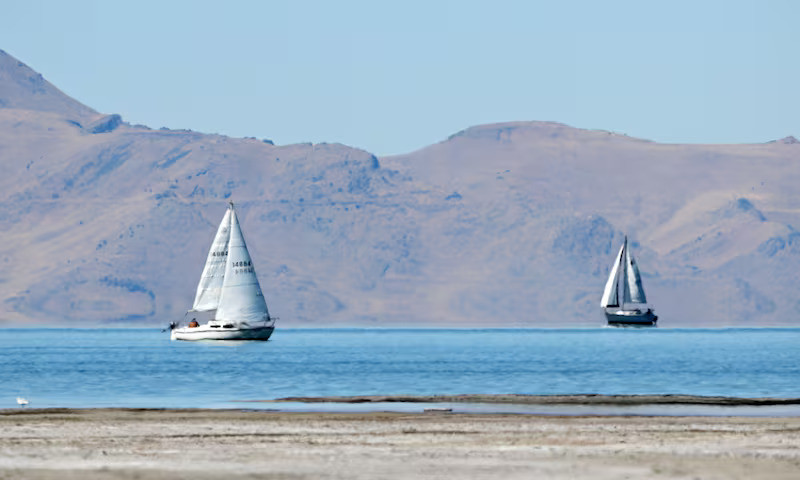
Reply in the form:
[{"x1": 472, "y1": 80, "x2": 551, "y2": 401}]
[
  {"x1": 214, "y1": 205, "x2": 270, "y2": 325},
  {"x1": 192, "y1": 208, "x2": 232, "y2": 311},
  {"x1": 624, "y1": 247, "x2": 647, "y2": 304}
]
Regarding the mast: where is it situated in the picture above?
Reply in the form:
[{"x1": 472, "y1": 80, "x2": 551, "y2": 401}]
[{"x1": 620, "y1": 236, "x2": 628, "y2": 309}]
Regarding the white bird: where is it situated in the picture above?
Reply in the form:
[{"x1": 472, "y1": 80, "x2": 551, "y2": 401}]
[{"x1": 16, "y1": 397, "x2": 28, "y2": 407}]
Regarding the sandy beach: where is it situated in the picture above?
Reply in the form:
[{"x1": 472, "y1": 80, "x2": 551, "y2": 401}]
[{"x1": 1, "y1": 408, "x2": 799, "y2": 479}]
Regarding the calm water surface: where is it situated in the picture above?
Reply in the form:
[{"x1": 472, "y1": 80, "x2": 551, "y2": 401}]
[{"x1": 1, "y1": 328, "x2": 798, "y2": 410}]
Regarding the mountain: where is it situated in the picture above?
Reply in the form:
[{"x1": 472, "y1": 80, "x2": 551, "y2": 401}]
[
  {"x1": 385, "y1": 123, "x2": 800, "y2": 326},
  {"x1": 1, "y1": 49, "x2": 799, "y2": 327},
  {"x1": 0, "y1": 49, "x2": 97, "y2": 120}
]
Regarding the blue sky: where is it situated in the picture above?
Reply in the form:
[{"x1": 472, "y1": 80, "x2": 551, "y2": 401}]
[{"x1": 2, "y1": 0, "x2": 798, "y2": 155}]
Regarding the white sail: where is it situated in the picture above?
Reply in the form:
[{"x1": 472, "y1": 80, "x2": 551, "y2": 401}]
[
  {"x1": 624, "y1": 247, "x2": 647, "y2": 304},
  {"x1": 191, "y1": 208, "x2": 232, "y2": 312},
  {"x1": 600, "y1": 243, "x2": 625, "y2": 308},
  {"x1": 214, "y1": 205, "x2": 270, "y2": 325}
]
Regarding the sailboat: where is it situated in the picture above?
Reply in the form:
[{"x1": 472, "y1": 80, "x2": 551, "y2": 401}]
[
  {"x1": 600, "y1": 236, "x2": 658, "y2": 327},
  {"x1": 170, "y1": 202, "x2": 276, "y2": 341}
]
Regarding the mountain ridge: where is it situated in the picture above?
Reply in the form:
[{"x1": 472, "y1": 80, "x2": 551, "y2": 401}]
[
  {"x1": 0, "y1": 49, "x2": 97, "y2": 120},
  {"x1": 1, "y1": 49, "x2": 799, "y2": 327}
]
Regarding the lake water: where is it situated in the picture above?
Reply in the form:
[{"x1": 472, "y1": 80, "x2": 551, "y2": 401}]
[{"x1": 1, "y1": 328, "x2": 799, "y2": 413}]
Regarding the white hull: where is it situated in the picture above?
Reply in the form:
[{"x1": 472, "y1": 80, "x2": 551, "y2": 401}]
[{"x1": 171, "y1": 324, "x2": 274, "y2": 341}]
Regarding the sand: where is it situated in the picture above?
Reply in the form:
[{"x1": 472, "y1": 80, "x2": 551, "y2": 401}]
[{"x1": 1, "y1": 408, "x2": 799, "y2": 479}]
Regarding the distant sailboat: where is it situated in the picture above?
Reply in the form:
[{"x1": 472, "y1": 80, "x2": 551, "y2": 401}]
[
  {"x1": 600, "y1": 236, "x2": 658, "y2": 327},
  {"x1": 170, "y1": 202, "x2": 276, "y2": 341}
]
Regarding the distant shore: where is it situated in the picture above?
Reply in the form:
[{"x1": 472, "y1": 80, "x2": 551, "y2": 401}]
[
  {"x1": 2, "y1": 409, "x2": 799, "y2": 480},
  {"x1": 265, "y1": 393, "x2": 800, "y2": 406}
]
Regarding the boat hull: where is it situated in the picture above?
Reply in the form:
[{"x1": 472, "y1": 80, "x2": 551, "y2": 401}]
[
  {"x1": 171, "y1": 324, "x2": 275, "y2": 341},
  {"x1": 605, "y1": 309, "x2": 657, "y2": 327}
]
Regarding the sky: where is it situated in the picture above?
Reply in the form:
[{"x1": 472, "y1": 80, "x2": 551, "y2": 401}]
[{"x1": 1, "y1": 0, "x2": 799, "y2": 156}]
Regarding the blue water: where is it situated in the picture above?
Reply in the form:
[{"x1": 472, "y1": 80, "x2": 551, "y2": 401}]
[{"x1": 1, "y1": 328, "x2": 798, "y2": 410}]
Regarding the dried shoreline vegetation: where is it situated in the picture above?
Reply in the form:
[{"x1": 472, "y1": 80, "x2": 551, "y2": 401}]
[{"x1": 1, "y1": 409, "x2": 799, "y2": 479}]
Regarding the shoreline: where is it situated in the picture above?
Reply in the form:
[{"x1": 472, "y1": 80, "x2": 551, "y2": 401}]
[
  {"x1": 264, "y1": 393, "x2": 800, "y2": 406},
  {"x1": 2, "y1": 409, "x2": 799, "y2": 479},
  {"x1": 5, "y1": 393, "x2": 800, "y2": 418}
]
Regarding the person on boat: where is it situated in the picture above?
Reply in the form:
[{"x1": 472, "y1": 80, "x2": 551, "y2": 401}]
[
  {"x1": 162, "y1": 321, "x2": 178, "y2": 332},
  {"x1": 188, "y1": 319, "x2": 199, "y2": 328}
]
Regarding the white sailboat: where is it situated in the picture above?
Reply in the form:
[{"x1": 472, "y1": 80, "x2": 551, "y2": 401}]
[
  {"x1": 600, "y1": 236, "x2": 658, "y2": 327},
  {"x1": 170, "y1": 202, "x2": 276, "y2": 340}
]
